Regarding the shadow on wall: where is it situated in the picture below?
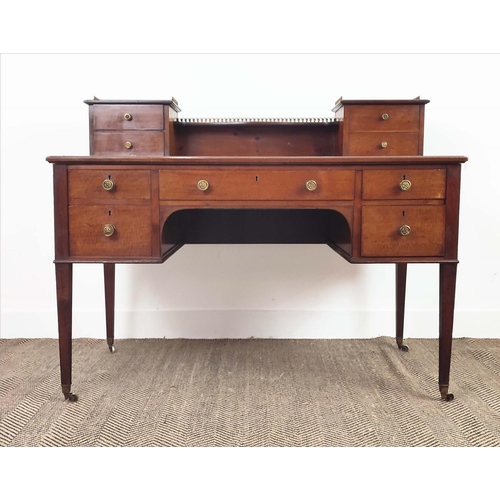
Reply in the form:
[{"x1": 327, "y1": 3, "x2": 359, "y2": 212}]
[{"x1": 119, "y1": 208, "x2": 371, "y2": 338}]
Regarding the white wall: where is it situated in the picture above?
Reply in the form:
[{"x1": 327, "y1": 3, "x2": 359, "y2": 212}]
[{"x1": 1, "y1": 54, "x2": 499, "y2": 339}]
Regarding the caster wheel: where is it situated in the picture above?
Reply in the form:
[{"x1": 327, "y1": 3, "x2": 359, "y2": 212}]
[
  {"x1": 64, "y1": 393, "x2": 78, "y2": 402},
  {"x1": 109, "y1": 345, "x2": 115, "y2": 353},
  {"x1": 444, "y1": 393, "x2": 454, "y2": 402},
  {"x1": 399, "y1": 344, "x2": 409, "y2": 352}
]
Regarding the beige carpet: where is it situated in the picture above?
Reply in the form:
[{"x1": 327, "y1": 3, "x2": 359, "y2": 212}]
[{"x1": 1, "y1": 337, "x2": 499, "y2": 447}]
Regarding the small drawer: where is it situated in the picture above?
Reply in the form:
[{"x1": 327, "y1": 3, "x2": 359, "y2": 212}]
[
  {"x1": 92, "y1": 132, "x2": 164, "y2": 156},
  {"x1": 361, "y1": 205, "x2": 445, "y2": 257},
  {"x1": 93, "y1": 105, "x2": 164, "y2": 131},
  {"x1": 348, "y1": 105, "x2": 420, "y2": 132},
  {"x1": 159, "y1": 169, "x2": 355, "y2": 201},
  {"x1": 68, "y1": 170, "x2": 151, "y2": 201},
  {"x1": 363, "y1": 169, "x2": 446, "y2": 200},
  {"x1": 346, "y1": 132, "x2": 419, "y2": 156},
  {"x1": 69, "y1": 205, "x2": 152, "y2": 257}
]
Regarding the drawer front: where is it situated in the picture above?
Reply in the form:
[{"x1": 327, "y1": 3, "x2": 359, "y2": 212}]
[
  {"x1": 346, "y1": 132, "x2": 419, "y2": 156},
  {"x1": 159, "y1": 170, "x2": 355, "y2": 201},
  {"x1": 361, "y1": 206, "x2": 445, "y2": 257},
  {"x1": 362, "y1": 169, "x2": 446, "y2": 200},
  {"x1": 92, "y1": 132, "x2": 164, "y2": 156},
  {"x1": 68, "y1": 170, "x2": 151, "y2": 200},
  {"x1": 69, "y1": 205, "x2": 151, "y2": 257},
  {"x1": 93, "y1": 105, "x2": 164, "y2": 130},
  {"x1": 348, "y1": 105, "x2": 420, "y2": 132}
]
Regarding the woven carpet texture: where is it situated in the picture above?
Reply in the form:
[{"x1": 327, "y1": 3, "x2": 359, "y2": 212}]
[{"x1": 1, "y1": 337, "x2": 500, "y2": 447}]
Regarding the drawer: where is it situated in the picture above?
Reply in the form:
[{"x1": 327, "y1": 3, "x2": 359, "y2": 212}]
[
  {"x1": 362, "y1": 169, "x2": 446, "y2": 200},
  {"x1": 348, "y1": 105, "x2": 420, "y2": 132},
  {"x1": 361, "y1": 206, "x2": 445, "y2": 257},
  {"x1": 68, "y1": 170, "x2": 151, "y2": 200},
  {"x1": 93, "y1": 105, "x2": 164, "y2": 131},
  {"x1": 159, "y1": 169, "x2": 355, "y2": 201},
  {"x1": 69, "y1": 205, "x2": 152, "y2": 257},
  {"x1": 92, "y1": 132, "x2": 164, "y2": 156},
  {"x1": 346, "y1": 132, "x2": 419, "y2": 156}
]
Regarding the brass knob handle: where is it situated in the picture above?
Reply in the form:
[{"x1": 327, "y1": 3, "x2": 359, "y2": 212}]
[
  {"x1": 125, "y1": 141, "x2": 132, "y2": 149},
  {"x1": 398, "y1": 225, "x2": 411, "y2": 236},
  {"x1": 124, "y1": 113, "x2": 132, "y2": 121},
  {"x1": 381, "y1": 141, "x2": 388, "y2": 148},
  {"x1": 197, "y1": 179, "x2": 209, "y2": 191},
  {"x1": 102, "y1": 224, "x2": 115, "y2": 237},
  {"x1": 102, "y1": 179, "x2": 114, "y2": 191},
  {"x1": 399, "y1": 179, "x2": 412, "y2": 191},
  {"x1": 382, "y1": 113, "x2": 389, "y2": 120},
  {"x1": 305, "y1": 180, "x2": 318, "y2": 191}
]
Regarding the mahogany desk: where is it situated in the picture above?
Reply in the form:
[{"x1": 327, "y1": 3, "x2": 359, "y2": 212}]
[{"x1": 47, "y1": 98, "x2": 467, "y2": 402}]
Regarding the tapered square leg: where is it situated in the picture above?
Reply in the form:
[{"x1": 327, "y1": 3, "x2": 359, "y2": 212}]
[
  {"x1": 104, "y1": 263, "x2": 116, "y2": 353},
  {"x1": 439, "y1": 262, "x2": 458, "y2": 401},
  {"x1": 55, "y1": 263, "x2": 77, "y2": 401},
  {"x1": 396, "y1": 263, "x2": 408, "y2": 351}
]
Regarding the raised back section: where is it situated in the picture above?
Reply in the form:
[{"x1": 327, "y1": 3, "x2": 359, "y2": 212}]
[
  {"x1": 173, "y1": 120, "x2": 339, "y2": 156},
  {"x1": 85, "y1": 98, "x2": 428, "y2": 157}
]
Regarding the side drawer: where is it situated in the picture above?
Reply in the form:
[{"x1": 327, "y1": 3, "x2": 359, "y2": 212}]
[
  {"x1": 348, "y1": 105, "x2": 420, "y2": 132},
  {"x1": 69, "y1": 205, "x2": 152, "y2": 257},
  {"x1": 159, "y1": 169, "x2": 355, "y2": 201},
  {"x1": 92, "y1": 132, "x2": 164, "y2": 156},
  {"x1": 362, "y1": 169, "x2": 446, "y2": 200},
  {"x1": 68, "y1": 170, "x2": 151, "y2": 200},
  {"x1": 361, "y1": 205, "x2": 445, "y2": 257},
  {"x1": 93, "y1": 104, "x2": 164, "y2": 130},
  {"x1": 346, "y1": 132, "x2": 420, "y2": 155}
]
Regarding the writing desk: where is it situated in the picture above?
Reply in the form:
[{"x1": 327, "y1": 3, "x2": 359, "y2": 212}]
[{"x1": 47, "y1": 98, "x2": 467, "y2": 402}]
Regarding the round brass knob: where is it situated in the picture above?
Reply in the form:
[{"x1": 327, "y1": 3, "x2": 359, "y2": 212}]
[
  {"x1": 124, "y1": 113, "x2": 132, "y2": 121},
  {"x1": 305, "y1": 180, "x2": 318, "y2": 191},
  {"x1": 197, "y1": 179, "x2": 209, "y2": 191},
  {"x1": 382, "y1": 113, "x2": 389, "y2": 120},
  {"x1": 399, "y1": 179, "x2": 412, "y2": 191},
  {"x1": 102, "y1": 179, "x2": 114, "y2": 191},
  {"x1": 381, "y1": 141, "x2": 388, "y2": 148},
  {"x1": 125, "y1": 141, "x2": 132, "y2": 149},
  {"x1": 102, "y1": 224, "x2": 115, "y2": 237},
  {"x1": 398, "y1": 225, "x2": 411, "y2": 236}
]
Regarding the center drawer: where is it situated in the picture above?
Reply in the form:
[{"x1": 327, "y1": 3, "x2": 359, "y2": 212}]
[{"x1": 159, "y1": 170, "x2": 355, "y2": 201}]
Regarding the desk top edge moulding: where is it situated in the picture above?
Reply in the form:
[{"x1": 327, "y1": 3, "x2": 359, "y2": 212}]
[{"x1": 47, "y1": 96, "x2": 468, "y2": 402}]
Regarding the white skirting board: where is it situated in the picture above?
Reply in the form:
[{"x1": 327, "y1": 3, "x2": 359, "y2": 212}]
[{"x1": 1, "y1": 309, "x2": 499, "y2": 339}]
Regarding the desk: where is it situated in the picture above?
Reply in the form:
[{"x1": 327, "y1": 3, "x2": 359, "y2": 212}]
[{"x1": 47, "y1": 98, "x2": 467, "y2": 402}]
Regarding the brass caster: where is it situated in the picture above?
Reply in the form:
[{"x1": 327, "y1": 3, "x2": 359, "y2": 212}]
[
  {"x1": 64, "y1": 392, "x2": 78, "y2": 402},
  {"x1": 441, "y1": 393, "x2": 454, "y2": 402},
  {"x1": 397, "y1": 342, "x2": 409, "y2": 352},
  {"x1": 109, "y1": 345, "x2": 115, "y2": 353}
]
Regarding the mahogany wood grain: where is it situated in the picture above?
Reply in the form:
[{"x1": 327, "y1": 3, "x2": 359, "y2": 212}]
[
  {"x1": 68, "y1": 170, "x2": 151, "y2": 200},
  {"x1": 396, "y1": 263, "x2": 407, "y2": 349},
  {"x1": 55, "y1": 263, "x2": 74, "y2": 400},
  {"x1": 69, "y1": 205, "x2": 152, "y2": 257},
  {"x1": 347, "y1": 105, "x2": 420, "y2": 132},
  {"x1": 92, "y1": 132, "x2": 164, "y2": 156},
  {"x1": 174, "y1": 124, "x2": 338, "y2": 156},
  {"x1": 444, "y1": 164, "x2": 461, "y2": 260},
  {"x1": 362, "y1": 169, "x2": 446, "y2": 200},
  {"x1": 53, "y1": 164, "x2": 70, "y2": 259},
  {"x1": 104, "y1": 263, "x2": 115, "y2": 350},
  {"x1": 439, "y1": 262, "x2": 458, "y2": 400},
  {"x1": 159, "y1": 169, "x2": 355, "y2": 201},
  {"x1": 346, "y1": 132, "x2": 420, "y2": 156},
  {"x1": 93, "y1": 105, "x2": 164, "y2": 130},
  {"x1": 361, "y1": 205, "x2": 445, "y2": 257}
]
